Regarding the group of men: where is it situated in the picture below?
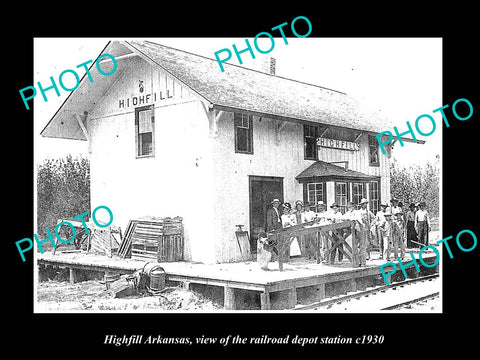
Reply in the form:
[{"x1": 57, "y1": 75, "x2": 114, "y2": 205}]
[
  {"x1": 258, "y1": 197, "x2": 431, "y2": 270},
  {"x1": 371, "y1": 199, "x2": 431, "y2": 256}
]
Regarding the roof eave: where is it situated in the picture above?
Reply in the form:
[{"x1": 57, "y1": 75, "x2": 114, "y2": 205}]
[
  {"x1": 296, "y1": 174, "x2": 381, "y2": 183},
  {"x1": 212, "y1": 103, "x2": 393, "y2": 135}
]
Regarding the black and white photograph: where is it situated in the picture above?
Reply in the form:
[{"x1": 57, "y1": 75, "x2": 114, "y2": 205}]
[
  {"x1": 33, "y1": 37, "x2": 442, "y2": 313},
  {"x1": 7, "y1": 10, "x2": 479, "y2": 354}
]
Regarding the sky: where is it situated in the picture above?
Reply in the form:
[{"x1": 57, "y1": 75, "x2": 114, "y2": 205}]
[{"x1": 33, "y1": 37, "x2": 442, "y2": 167}]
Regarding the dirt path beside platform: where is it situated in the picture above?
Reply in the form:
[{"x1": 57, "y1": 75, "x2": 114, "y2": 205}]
[{"x1": 36, "y1": 280, "x2": 222, "y2": 311}]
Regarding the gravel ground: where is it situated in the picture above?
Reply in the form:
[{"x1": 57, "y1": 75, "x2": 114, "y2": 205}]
[{"x1": 36, "y1": 279, "x2": 223, "y2": 311}]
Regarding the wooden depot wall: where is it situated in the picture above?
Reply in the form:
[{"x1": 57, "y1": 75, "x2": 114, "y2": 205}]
[
  {"x1": 84, "y1": 55, "x2": 391, "y2": 264},
  {"x1": 86, "y1": 56, "x2": 218, "y2": 264},
  {"x1": 211, "y1": 113, "x2": 391, "y2": 263}
]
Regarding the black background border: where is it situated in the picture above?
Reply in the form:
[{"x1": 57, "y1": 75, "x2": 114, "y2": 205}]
[{"x1": 6, "y1": 6, "x2": 479, "y2": 356}]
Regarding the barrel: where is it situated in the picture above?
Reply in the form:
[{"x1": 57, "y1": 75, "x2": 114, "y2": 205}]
[{"x1": 143, "y1": 262, "x2": 166, "y2": 292}]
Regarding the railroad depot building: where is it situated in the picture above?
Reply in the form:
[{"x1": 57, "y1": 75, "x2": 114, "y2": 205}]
[{"x1": 41, "y1": 40, "x2": 413, "y2": 264}]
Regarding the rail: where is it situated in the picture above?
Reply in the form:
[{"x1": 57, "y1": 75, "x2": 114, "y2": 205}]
[{"x1": 295, "y1": 273, "x2": 440, "y2": 311}]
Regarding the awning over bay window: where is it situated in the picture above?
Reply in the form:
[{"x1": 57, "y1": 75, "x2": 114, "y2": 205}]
[{"x1": 296, "y1": 160, "x2": 379, "y2": 183}]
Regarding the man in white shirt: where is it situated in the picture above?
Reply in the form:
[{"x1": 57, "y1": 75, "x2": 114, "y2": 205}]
[
  {"x1": 390, "y1": 198, "x2": 400, "y2": 218},
  {"x1": 357, "y1": 198, "x2": 374, "y2": 264},
  {"x1": 302, "y1": 202, "x2": 317, "y2": 223},
  {"x1": 326, "y1": 203, "x2": 344, "y2": 263},
  {"x1": 314, "y1": 201, "x2": 327, "y2": 220},
  {"x1": 342, "y1": 201, "x2": 358, "y2": 221},
  {"x1": 312, "y1": 201, "x2": 330, "y2": 261},
  {"x1": 415, "y1": 201, "x2": 430, "y2": 246},
  {"x1": 380, "y1": 210, "x2": 395, "y2": 261},
  {"x1": 343, "y1": 201, "x2": 363, "y2": 266},
  {"x1": 297, "y1": 202, "x2": 317, "y2": 260},
  {"x1": 326, "y1": 202, "x2": 343, "y2": 223},
  {"x1": 393, "y1": 210, "x2": 406, "y2": 260},
  {"x1": 372, "y1": 203, "x2": 388, "y2": 259}
]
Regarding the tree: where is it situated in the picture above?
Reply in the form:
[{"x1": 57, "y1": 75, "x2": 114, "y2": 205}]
[
  {"x1": 37, "y1": 155, "x2": 90, "y2": 235},
  {"x1": 390, "y1": 157, "x2": 439, "y2": 216}
]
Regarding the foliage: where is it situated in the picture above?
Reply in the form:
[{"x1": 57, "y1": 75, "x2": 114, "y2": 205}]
[
  {"x1": 390, "y1": 157, "x2": 440, "y2": 216},
  {"x1": 37, "y1": 155, "x2": 90, "y2": 235}
]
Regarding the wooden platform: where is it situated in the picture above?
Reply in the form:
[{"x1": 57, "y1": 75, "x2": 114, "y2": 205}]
[{"x1": 36, "y1": 250, "x2": 440, "y2": 310}]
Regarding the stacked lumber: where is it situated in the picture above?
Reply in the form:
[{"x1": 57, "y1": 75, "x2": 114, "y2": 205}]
[
  {"x1": 118, "y1": 220, "x2": 137, "y2": 257},
  {"x1": 118, "y1": 217, "x2": 183, "y2": 262}
]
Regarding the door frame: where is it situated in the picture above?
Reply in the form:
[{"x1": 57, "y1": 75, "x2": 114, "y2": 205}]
[{"x1": 248, "y1": 175, "x2": 284, "y2": 251}]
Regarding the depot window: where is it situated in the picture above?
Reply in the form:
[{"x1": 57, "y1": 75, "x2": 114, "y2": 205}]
[
  {"x1": 335, "y1": 182, "x2": 349, "y2": 214},
  {"x1": 234, "y1": 113, "x2": 253, "y2": 154},
  {"x1": 369, "y1": 180, "x2": 380, "y2": 214},
  {"x1": 304, "y1": 124, "x2": 318, "y2": 160},
  {"x1": 306, "y1": 182, "x2": 325, "y2": 205},
  {"x1": 368, "y1": 135, "x2": 379, "y2": 166},
  {"x1": 135, "y1": 106, "x2": 155, "y2": 157},
  {"x1": 352, "y1": 182, "x2": 367, "y2": 206}
]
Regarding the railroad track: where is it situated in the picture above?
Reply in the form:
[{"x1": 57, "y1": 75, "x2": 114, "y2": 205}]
[
  {"x1": 382, "y1": 293, "x2": 439, "y2": 310},
  {"x1": 295, "y1": 274, "x2": 440, "y2": 311}
]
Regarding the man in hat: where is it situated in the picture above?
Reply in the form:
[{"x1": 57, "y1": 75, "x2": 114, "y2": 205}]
[
  {"x1": 390, "y1": 198, "x2": 400, "y2": 216},
  {"x1": 380, "y1": 210, "x2": 396, "y2": 261},
  {"x1": 357, "y1": 198, "x2": 374, "y2": 263},
  {"x1": 266, "y1": 198, "x2": 283, "y2": 232},
  {"x1": 326, "y1": 203, "x2": 344, "y2": 263},
  {"x1": 372, "y1": 203, "x2": 388, "y2": 258},
  {"x1": 397, "y1": 201, "x2": 405, "y2": 223},
  {"x1": 405, "y1": 203, "x2": 418, "y2": 248},
  {"x1": 301, "y1": 202, "x2": 318, "y2": 259},
  {"x1": 343, "y1": 201, "x2": 364, "y2": 266},
  {"x1": 327, "y1": 202, "x2": 343, "y2": 223},
  {"x1": 342, "y1": 201, "x2": 358, "y2": 221},
  {"x1": 302, "y1": 202, "x2": 317, "y2": 223},
  {"x1": 314, "y1": 201, "x2": 327, "y2": 219},
  {"x1": 393, "y1": 209, "x2": 406, "y2": 260},
  {"x1": 415, "y1": 201, "x2": 430, "y2": 246},
  {"x1": 312, "y1": 201, "x2": 329, "y2": 261},
  {"x1": 263, "y1": 199, "x2": 283, "y2": 263},
  {"x1": 292, "y1": 200, "x2": 317, "y2": 258}
]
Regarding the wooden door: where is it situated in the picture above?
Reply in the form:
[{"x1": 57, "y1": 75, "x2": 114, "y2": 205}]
[{"x1": 249, "y1": 176, "x2": 284, "y2": 253}]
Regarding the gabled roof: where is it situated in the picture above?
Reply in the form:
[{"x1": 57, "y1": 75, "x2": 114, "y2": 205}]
[
  {"x1": 125, "y1": 40, "x2": 393, "y2": 134},
  {"x1": 296, "y1": 160, "x2": 379, "y2": 182},
  {"x1": 40, "y1": 41, "x2": 134, "y2": 140},
  {"x1": 40, "y1": 39, "x2": 406, "y2": 140}
]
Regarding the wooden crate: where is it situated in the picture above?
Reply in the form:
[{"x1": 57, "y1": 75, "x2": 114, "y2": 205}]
[
  {"x1": 157, "y1": 234, "x2": 183, "y2": 262},
  {"x1": 121, "y1": 217, "x2": 184, "y2": 262}
]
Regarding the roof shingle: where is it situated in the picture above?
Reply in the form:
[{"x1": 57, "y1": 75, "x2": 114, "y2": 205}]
[
  {"x1": 296, "y1": 160, "x2": 379, "y2": 181},
  {"x1": 125, "y1": 40, "x2": 393, "y2": 134}
]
